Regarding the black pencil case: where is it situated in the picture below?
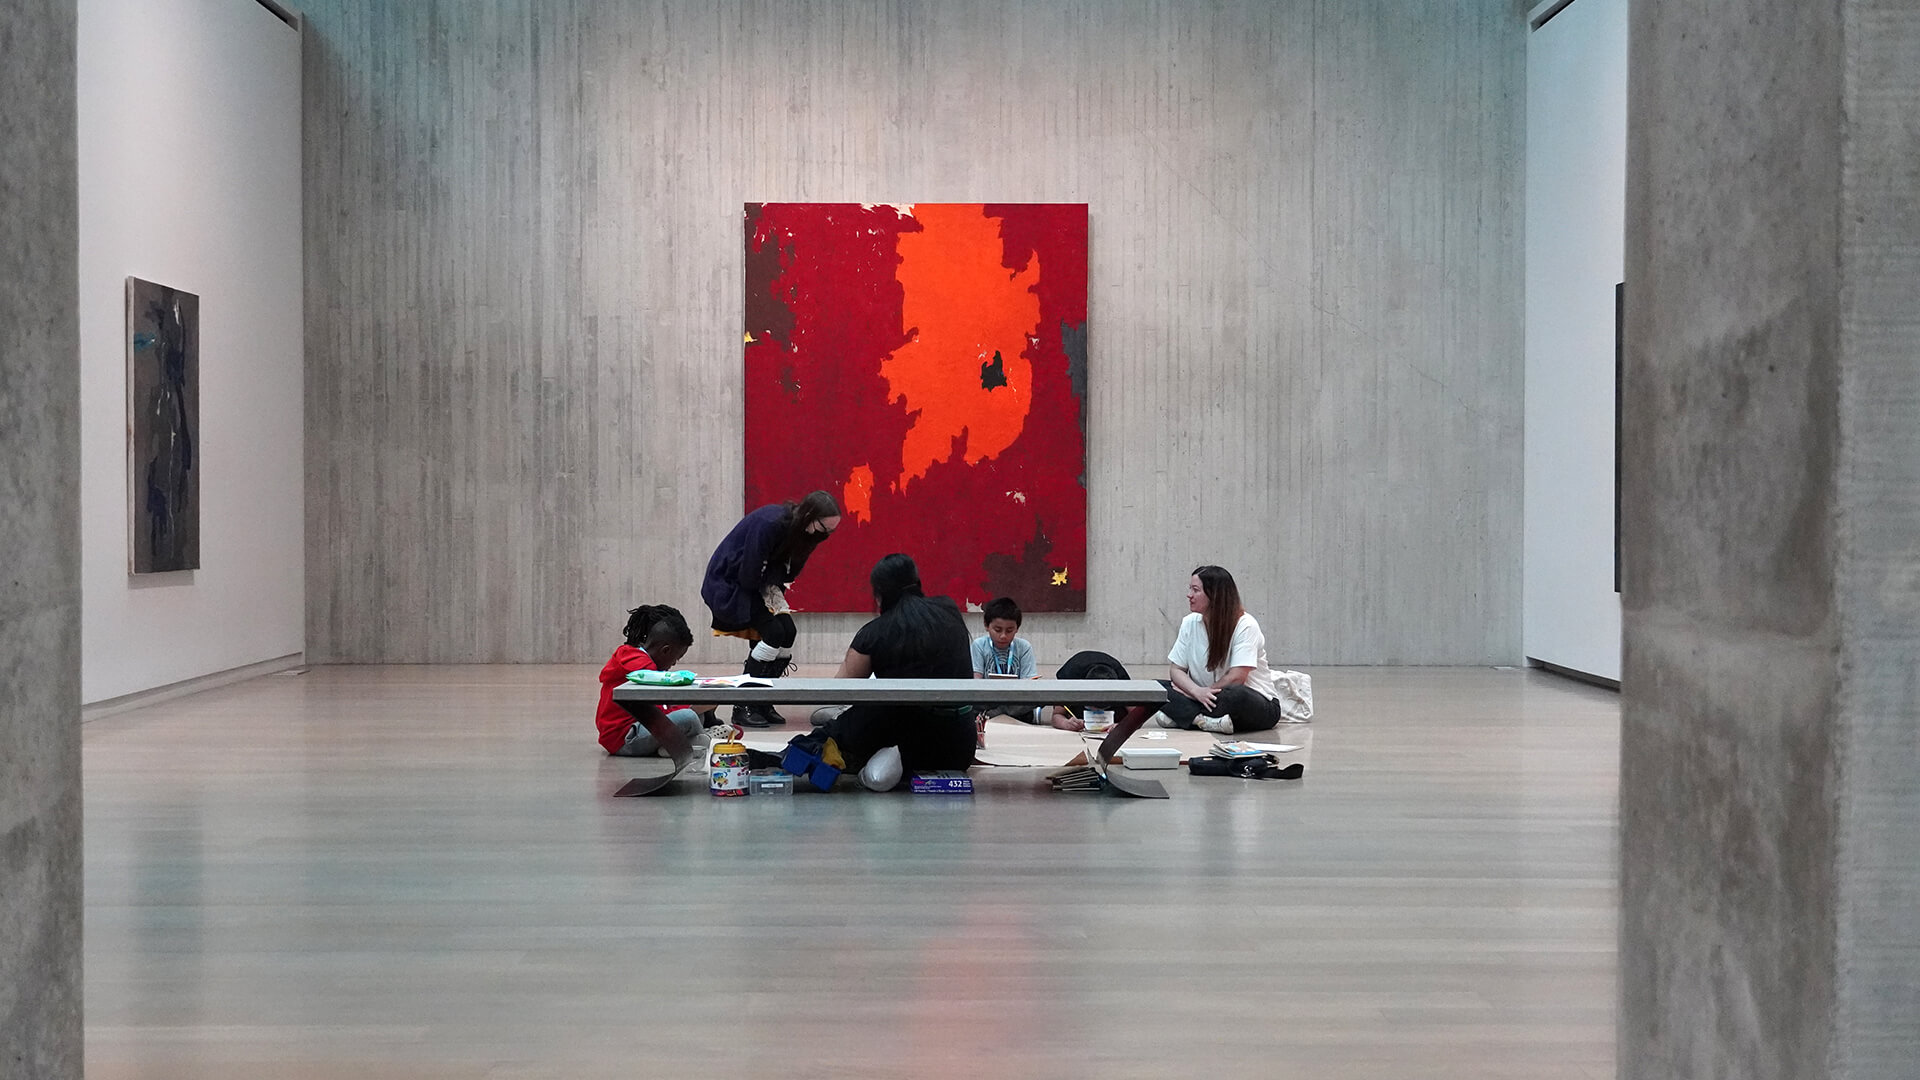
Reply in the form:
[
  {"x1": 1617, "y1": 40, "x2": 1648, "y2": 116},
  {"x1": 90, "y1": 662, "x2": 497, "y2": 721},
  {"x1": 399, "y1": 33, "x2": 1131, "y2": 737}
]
[{"x1": 1187, "y1": 754, "x2": 1302, "y2": 780}]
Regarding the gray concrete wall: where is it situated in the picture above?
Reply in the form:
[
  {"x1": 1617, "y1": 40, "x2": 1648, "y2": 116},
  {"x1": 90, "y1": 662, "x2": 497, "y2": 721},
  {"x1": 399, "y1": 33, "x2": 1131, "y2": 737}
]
[
  {"x1": 0, "y1": 1, "x2": 83, "y2": 1076},
  {"x1": 299, "y1": 0, "x2": 1525, "y2": 666},
  {"x1": 1620, "y1": 0, "x2": 1918, "y2": 1075},
  {"x1": 1832, "y1": 5, "x2": 1920, "y2": 1075}
]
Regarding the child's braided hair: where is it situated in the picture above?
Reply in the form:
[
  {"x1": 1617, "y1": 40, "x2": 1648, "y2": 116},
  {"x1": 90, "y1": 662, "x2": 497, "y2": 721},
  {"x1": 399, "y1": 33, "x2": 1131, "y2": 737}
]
[{"x1": 623, "y1": 603, "x2": 693, "y2": 649}]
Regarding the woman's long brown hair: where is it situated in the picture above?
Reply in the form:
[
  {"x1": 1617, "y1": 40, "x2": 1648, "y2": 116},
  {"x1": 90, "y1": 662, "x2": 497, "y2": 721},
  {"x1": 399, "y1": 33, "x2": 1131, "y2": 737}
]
[
  {"x1": 769, "y1": 489, "x2": 841, "y2": 571},
  {"x1": 1192, "y1": 565, "x2": 1244, "y2": 672}
]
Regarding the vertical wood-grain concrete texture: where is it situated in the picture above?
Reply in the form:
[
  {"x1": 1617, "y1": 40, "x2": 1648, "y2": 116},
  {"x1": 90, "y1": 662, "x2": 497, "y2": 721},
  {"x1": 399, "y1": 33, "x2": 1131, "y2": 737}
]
[
  {"x1": 301, "y1": 0, "x2": 1523, "y2": 665},
  {"x1": 1620, "y1": 0, "x2": 1919, "y2": 1076},
  {"x1": 0, "y1": 0, "x2": 83, "y2": 1076}
]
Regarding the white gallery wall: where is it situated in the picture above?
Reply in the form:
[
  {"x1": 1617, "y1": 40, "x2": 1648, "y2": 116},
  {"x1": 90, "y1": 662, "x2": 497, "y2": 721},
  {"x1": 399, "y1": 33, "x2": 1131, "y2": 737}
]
[
  {"x1": 1524, "y1": 0, "x2": 1626, "y2": 682},
  {"x1": 77, "y1": 0, "x2": 303, "y2": 703}
]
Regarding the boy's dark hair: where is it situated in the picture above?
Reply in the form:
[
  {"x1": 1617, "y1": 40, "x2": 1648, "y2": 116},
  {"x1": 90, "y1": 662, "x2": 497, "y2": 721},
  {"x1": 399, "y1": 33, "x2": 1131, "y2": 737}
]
[
  {"x1": 982, "y1": 596, "x2": 1022, "y2": 627},
  {"x1": 1080, "y1": 660, "x2": 1121, "y2": 681},
  {"x1": 623, "y1": 604, "x2": 694, "y2": 649}
]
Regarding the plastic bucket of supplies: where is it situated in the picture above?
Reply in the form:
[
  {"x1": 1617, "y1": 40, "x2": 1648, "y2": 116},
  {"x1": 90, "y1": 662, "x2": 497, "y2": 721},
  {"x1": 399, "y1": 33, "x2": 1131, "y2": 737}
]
[{"x1": 709, "y1": 739, "x2": 750, "y2": 797}]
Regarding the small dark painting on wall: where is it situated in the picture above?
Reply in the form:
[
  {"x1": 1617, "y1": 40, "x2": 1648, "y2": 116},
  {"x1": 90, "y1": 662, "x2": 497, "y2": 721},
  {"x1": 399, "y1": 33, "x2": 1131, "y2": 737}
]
[{"x1": 127, "y1": 277, "x2": 200, "y2": 573}]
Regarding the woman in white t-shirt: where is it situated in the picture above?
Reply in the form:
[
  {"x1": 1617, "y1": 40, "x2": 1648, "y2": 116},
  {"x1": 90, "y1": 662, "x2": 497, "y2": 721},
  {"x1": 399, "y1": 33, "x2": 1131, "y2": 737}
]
[{"x1": 1156, "y1": 565, "x2": 1284, "y2": 735}]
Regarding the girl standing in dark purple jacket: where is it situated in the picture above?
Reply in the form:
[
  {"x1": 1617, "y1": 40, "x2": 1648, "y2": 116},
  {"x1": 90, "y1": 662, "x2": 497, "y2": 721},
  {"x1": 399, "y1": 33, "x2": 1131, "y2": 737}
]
[{"x1": 700, "y1": 490, "x2": 840, "y2": 726}]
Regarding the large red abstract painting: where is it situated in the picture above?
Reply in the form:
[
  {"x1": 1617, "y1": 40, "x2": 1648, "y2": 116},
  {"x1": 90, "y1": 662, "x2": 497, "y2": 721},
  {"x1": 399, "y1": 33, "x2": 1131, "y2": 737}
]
[{"x1": 744, "y1": 203, "x2": 1088, "y2": 613}]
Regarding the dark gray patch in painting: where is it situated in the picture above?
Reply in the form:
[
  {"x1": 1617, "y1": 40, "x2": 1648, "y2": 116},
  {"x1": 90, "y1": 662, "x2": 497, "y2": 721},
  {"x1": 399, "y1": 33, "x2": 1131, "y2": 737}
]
[
  {"x1": 1061, "y1": 319, "x2": 1088, "y2": 485},
  {"x1": 127, "y1": 278, "x2": 199, "y2": 573},
  {"x1": 1061, "y1": 320, "x2": 1088, "y2": 427}
]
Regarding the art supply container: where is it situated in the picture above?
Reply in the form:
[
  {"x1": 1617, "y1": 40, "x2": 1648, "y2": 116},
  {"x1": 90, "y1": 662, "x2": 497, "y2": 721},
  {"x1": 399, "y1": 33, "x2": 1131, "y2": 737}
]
[
  {"x1": 1115, "y1": 746, "x2": 1180, "y2": 770},
  {"x1": 1083, "y1": 708, "x2": 1114, "y2": 734},
  {"x1": 910, "y1": 771, "x2": 974, "y2": 794},
  {"x1": 709, "y1": 739, "x2": 751, "y2": 797},
  {"x1": 748, "y1": 770, "x2": 794, "y2": 796}
]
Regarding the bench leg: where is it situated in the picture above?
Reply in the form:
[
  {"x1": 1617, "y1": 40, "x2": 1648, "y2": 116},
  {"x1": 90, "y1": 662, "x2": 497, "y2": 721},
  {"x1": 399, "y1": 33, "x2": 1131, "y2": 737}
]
[{"x1": 1095, "y1": 704, "x2": 1155, "y2": 764}]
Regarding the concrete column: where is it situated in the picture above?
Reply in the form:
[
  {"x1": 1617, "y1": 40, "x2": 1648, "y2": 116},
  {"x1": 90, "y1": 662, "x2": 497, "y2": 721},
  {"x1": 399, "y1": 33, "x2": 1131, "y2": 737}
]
[
  {"x1": 1621, "y1": 0, "x2": 1919, "y2": 1077},
  {"x1": 0, "y1": 1, "x2": 82, "y2": 1077}
]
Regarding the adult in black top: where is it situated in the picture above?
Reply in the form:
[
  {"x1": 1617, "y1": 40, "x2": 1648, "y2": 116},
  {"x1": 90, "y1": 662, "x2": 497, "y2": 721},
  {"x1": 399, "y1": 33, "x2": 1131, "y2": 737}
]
[{"x1": 825, "y1": 553, "x2": 976, "y2": 776}]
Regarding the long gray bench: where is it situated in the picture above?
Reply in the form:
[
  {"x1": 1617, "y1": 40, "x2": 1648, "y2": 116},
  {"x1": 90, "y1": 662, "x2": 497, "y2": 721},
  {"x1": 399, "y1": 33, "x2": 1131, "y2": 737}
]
[{"x1": 611, "y1": 677, "x2": 1168, "y2": 796}]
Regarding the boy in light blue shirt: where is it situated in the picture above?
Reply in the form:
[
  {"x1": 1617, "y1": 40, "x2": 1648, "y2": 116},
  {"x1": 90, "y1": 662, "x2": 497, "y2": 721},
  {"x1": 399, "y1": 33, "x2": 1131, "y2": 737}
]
[{"x1": 972, "y1": 596, "x2": 1039, "y2": 722}]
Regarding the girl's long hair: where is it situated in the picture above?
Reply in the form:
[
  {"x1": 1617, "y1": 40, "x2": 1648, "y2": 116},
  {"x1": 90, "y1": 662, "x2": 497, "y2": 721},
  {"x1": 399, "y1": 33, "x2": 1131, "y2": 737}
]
[
  {"x1": 1192, "y1": 565, "x2": 1245, "y2": 672},
  {"x1": 769, "y1": 489, "x2": 840, "y2": 576}
]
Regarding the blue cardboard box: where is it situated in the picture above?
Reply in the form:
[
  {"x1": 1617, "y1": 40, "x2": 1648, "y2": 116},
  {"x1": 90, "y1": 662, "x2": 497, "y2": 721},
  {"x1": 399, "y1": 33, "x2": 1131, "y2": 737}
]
[{"x1": 910, "y1": 771, "x2": 973, "y2": 795}]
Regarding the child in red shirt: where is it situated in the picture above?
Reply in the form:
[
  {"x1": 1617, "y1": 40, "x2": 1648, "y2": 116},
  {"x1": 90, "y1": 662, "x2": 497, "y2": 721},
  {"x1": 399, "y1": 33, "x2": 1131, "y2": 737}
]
[{"x1": 596, "y1": 604, "x2": 705, "y2": 756}]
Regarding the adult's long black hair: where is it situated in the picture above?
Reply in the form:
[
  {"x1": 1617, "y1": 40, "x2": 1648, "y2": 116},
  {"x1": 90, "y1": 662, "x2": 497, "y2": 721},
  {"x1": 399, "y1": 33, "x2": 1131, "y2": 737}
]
[
  {"x1": 868, "y1": 553, "x2": 964, "y2": 661},
  {"x1": 768, "y1": 489, "x2": 840, "y2": 578}
]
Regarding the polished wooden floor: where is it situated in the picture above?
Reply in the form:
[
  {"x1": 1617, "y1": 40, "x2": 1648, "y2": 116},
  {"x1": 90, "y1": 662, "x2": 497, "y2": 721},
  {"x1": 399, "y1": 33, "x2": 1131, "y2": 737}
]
[{"x1": 83, "y1": 666, "x2": 1620, "y2": 1079}]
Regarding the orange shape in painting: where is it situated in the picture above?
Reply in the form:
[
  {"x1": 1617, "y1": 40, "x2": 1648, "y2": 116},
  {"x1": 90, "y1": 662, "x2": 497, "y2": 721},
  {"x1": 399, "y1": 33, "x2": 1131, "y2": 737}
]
[
  {"x1": 842, "y1": 464, "x2": 874, "y2": 523},
  {"x1": 883, "y1": 205, "x2": 1041, "y2": 487}
]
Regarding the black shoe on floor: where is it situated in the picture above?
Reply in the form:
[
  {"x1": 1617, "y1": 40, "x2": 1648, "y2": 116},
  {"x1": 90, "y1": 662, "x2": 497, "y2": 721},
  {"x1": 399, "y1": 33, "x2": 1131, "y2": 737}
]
[{"x1": 734, "y1": 703, "x2": 783, "y2": 728}]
